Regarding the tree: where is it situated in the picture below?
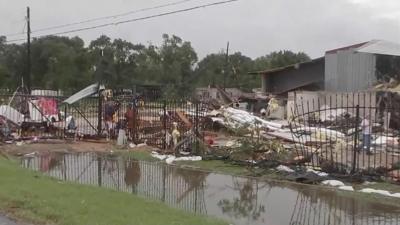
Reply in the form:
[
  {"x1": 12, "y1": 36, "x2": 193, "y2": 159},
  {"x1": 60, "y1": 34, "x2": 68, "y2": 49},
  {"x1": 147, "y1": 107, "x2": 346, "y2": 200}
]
[
  {"x1": 194, "y1": 52, "x2": 225, "y2": 88},
  {"x1": 227, "y1": 52, "x2": 257, "y2": 90},
  {"x1": 0, "y1": 36, "x2": 26, "y2": 89},
  {"x1": 0, "y1": 34, "x2": 312, "y2": 95},
  {"x1": 253, "y1": 50, "x2": 310, "y2": 71},
  {"x1": 89, "y1": 35, "x2": 115, "y2": 86},
  {"x1": 28, "y1": 36, "x2": 91, "y2": 91},
  {"x1": 131, "y1": 44, "x2": 162, "y2": 86},
  {"x1": 194, "y1": 51, "x2": 258, "y2": 91},
  {"x1": 158, "y1": 34, "x2": 198, "y2": 97}
]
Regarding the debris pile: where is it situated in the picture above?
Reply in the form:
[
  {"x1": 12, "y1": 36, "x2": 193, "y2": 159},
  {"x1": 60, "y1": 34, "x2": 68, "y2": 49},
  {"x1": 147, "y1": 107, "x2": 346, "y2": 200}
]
[{"x1": 151, "y1": 151, "x2": 202, "y2": 164}]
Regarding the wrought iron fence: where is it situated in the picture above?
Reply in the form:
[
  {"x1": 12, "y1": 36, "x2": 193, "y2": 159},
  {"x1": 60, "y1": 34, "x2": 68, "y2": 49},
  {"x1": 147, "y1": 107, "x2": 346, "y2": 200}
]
[
  {"x1": 0, "y1": 88, "x2": 206, "y2": 155},
  {"x1": 289, "y1": 92, "x2": 400, "y2": 180},
  {"x1": 133, "y1": 98, "x2": 207, "y2": 154},
  {"x1": 0, "y1": 89, "x2": 66, "y2": 141}
]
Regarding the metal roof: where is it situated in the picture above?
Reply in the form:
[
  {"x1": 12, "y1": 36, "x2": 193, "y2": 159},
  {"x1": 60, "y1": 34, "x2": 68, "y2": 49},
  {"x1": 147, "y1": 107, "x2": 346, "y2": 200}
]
[
  {"x1": 356, "y1": 40, "x2": 400, "y2": 56},
  {"x1": 325, "y1": 40, "x2": 400, "y2": 56},
  {"x1": 249, "y1": 39, "x2": 400, "y2": 76},
  {"x1": 248, "y1": 57, "x2": 324, "y2": 75},
  {"x1": 325, "y1": 42, "x2": 368, "y2": 54}
]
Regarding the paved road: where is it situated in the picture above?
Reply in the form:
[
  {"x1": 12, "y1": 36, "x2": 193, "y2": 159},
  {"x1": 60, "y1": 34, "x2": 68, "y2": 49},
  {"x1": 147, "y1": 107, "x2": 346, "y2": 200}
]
[{"x1": 0, "y1": 215, "x2": 19, "y2": 225}]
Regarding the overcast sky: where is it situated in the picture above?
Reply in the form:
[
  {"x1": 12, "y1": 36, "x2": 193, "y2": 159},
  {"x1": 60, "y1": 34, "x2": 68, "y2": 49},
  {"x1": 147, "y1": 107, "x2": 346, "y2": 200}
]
[{"x1": 1, "y1": 0, "x2": 400, "y2": 59}]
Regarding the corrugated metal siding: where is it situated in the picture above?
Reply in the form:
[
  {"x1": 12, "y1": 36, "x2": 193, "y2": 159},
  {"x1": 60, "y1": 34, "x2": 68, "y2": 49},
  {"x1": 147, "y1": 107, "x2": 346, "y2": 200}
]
[
  {"x1": 325, "y1": 49, "x2": 376, "y2": 92},
  {"x1": 325, "y1": 53, "x2": 338, "y2": 91}
]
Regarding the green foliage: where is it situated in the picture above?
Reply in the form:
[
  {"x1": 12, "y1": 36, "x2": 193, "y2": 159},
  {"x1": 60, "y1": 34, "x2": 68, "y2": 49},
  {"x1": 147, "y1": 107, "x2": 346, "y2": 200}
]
[
  {"x1": 0, "y1": 35, "x2": 310, "y2": 95},
  {"x1": 253, "y1": 50, "x2": 311, "y2": 71},
  {"x1": 194, "y1": 52, "x2": 258, "y2": 91},
  {"x1": 30, "y1": 36, "x2": 92, "y2": 90},
  {"x1": 0, "y1": 158, "x2": 227, "y2": 225},
  {"x1": 227, "y1": 121, "x2": 286, "y2": 163}
]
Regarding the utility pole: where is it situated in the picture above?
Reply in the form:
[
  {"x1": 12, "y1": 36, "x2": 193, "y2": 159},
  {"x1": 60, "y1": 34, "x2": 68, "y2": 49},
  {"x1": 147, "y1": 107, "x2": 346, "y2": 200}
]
[
  {"x1": 223, "y1": 42, "x2": 229, "y2": 90},
  {"x1": 26, "y1": 6, "x2": 31, "y2": 93}
]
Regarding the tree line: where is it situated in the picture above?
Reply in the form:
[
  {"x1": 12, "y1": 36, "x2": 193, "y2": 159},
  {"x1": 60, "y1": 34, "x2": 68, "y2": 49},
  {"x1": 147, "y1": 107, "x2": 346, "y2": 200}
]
[{"x1": 0, "y1": 34, "x2": 310, "y2": 96}]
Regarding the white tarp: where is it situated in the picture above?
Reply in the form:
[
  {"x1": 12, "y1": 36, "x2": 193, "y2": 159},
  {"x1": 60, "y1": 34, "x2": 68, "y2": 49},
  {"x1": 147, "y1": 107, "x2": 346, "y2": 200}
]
[
  {"x1": 63, "y1": 83, "x2": 104, "y2": 105},
  {"x1": 291, "y1": 127, "x2": 345, "y2": 139},
  {"x1": 356, "y1": 40, "x2": 400, "y2": 56},
  {"x1": 151, "y1": 151, "x2": 202, "y2": 164},
  {"x1": 0, "y1": 105, "x2": 24, "y2": 124},
  {"x1": 221, "y1": 107, "x2": 283, "y2": 131}
]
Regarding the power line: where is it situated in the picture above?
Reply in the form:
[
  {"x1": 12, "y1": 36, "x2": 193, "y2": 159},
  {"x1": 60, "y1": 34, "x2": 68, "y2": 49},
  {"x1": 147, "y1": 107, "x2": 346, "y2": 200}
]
[
  {"x1": 5, "y1": 0, "x2": 238, "y2": 44},
  {"x1": 51, "y1": 0, "x2": 239, "y2": 35},
  {"x1": 4, "y1": 0, "x2": 201, "y2": 37},
  {"x1": 4, "y1": 37, "x2": 26, "y2": 43},
  {"x1": 34, "y1": 0, "x2": 201, "y2": 33}
]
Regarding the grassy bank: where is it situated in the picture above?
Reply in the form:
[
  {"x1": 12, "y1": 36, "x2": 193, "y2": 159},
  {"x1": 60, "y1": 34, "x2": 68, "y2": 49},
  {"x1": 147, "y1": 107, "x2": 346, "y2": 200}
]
[{"x1": 0, "y1": 157, "x2": 226, "y2": 225}]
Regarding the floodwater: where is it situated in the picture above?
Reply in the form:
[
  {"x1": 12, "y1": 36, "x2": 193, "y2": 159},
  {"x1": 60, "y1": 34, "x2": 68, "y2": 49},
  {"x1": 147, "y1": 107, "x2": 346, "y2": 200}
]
[{"x1": 21, "y1": 153, "x2": 400, "y2": 225}]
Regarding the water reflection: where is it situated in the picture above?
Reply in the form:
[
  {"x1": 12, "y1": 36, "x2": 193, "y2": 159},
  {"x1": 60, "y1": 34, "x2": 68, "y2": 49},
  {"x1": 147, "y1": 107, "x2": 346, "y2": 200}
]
[
  {"x1": 173, "y1": 169, "x2": 208, "y2": 204},
  {"x1": 218, "y1": 179, "x2": 266, "y2": 223},
  {"x1": 38, "y1": 152, "x2": 64, "y2": 172},
  {"x1": 124, "y1": 160, "x2": 141, "y2": 188},
  {"x1": 21, "y1": 153, "x2": 400, "y2": 225}
]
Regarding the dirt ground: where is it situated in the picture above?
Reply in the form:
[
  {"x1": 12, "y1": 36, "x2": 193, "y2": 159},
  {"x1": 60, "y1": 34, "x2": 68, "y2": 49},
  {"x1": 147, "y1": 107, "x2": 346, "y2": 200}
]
[{"x1": 0, "y1": 140, "x2": 117, "y2": 156}]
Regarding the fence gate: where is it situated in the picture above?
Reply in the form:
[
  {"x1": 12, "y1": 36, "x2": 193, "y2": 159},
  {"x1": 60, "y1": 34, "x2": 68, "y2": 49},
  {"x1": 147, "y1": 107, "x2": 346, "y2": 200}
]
[{"x1": 64, "y1": 96, "x2": 100, "y2": 138}]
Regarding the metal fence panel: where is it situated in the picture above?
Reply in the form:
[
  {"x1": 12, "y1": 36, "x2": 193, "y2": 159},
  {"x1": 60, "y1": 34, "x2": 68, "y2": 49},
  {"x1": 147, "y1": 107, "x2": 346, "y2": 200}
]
[{"x1": 290, "y1": 92, "x2": 400, "y2": 180}]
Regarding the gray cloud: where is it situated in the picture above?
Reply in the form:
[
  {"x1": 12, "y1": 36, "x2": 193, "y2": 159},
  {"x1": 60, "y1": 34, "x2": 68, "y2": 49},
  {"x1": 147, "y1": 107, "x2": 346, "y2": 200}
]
[{"x1": 1, "y1": 0, "x2": 400, "y2": 59}]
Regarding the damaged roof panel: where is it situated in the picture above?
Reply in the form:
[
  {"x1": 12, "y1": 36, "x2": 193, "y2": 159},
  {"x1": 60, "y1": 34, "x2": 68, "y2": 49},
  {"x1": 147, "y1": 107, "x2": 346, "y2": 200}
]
[{"x1": 63, "y1": 83, "x2": 104, "y2": 105}]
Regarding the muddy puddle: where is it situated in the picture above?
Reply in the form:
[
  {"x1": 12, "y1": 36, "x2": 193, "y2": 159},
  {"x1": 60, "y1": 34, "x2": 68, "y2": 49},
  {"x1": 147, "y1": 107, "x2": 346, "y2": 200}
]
[{"x1": 21, "y1": 153, "x2": 400, "y2": 225}]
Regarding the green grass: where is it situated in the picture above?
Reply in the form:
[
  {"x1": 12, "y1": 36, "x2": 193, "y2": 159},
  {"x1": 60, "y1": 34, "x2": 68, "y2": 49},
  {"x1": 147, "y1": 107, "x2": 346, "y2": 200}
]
[
  {"x1": 175, "y1": 160, "x2": 256, "y2": 176},
  {"x1": 0, "y1": 157, "x2": 226, "y2": 225},
  {"x1": 115, "y1": 149, "x2": 160, "y2": 162}
]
